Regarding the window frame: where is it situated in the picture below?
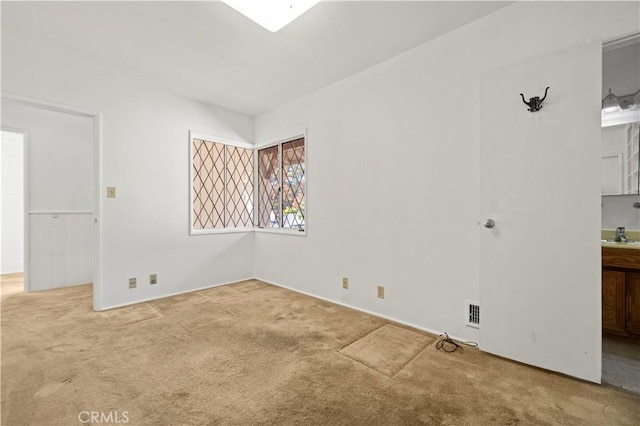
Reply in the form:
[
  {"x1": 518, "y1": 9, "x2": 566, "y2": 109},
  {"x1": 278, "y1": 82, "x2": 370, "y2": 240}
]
[
  {"x1": 189, "y1": 130, "x2": 255, "y2": 236},
  {"x1": 254, "y1": 131, "x2": 307, "y2": 237},
  {"x1": 188, "y1": 130, "x2": 307, "y2": 237}
]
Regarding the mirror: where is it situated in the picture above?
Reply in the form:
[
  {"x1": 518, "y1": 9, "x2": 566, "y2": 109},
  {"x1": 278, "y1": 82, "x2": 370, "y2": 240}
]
[
  {"x1": 601, "y1": 35, "x2": 640, "y2": 235},
  {"x1": 602, "y1": 34, "x2": 640, "y2": 196},
  {"x1": 601, "y1": 121, "x2": 639, "y2": 195}
]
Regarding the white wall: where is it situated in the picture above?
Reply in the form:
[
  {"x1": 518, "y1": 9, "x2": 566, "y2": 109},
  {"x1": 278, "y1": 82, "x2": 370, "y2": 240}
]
[
  {"x1": 2, "y1": 104, "x2": 94, "y2": 211},
  {"x1": 254, "y1": 1, "x2": 640, "y2": 342},
  {"x1": 2, "y1": 30, "x2": 255, "y2": 308},
  {"x1": 0, "y1": 131, "x2": 24, "y2": 274}
]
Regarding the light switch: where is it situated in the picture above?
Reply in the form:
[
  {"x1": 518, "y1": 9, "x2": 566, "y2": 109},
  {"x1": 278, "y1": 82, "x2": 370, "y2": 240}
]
[{"x1": 107, "y1": 187, "x2": 116, "y2": 198}]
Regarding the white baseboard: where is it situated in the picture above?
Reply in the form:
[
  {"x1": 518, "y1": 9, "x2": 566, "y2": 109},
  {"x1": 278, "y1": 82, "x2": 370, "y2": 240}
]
[
  {"x1": 255, "y1": 277, "x2": 475, "y2": 346},
  {"x1": 96, "y1": 276, "x2": 255, "y2": 311}
]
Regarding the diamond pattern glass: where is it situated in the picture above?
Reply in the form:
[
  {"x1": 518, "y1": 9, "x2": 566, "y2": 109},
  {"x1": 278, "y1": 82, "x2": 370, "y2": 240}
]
[
  {"x1": 226, "y1": 145, "x2": 254, "y2": 227},
  {"x1": 281, "y1": 139, "x2": 305, "y2": 230},
  {"x1": 257, "y1": 146, "x2": 280, "y2": 227},
  {"x1": 192, "y1": 136, "x2": 303, "y2": 232},
  {"x1": 192, "y1": 139, "x2": 226, "y2": 229}
]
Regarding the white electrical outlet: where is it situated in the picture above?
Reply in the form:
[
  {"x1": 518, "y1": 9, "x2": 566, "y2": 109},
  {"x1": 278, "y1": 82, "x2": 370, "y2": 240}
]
[
  {"x1": 377, "y1": 286, "x2": 385, "y2": 299},
  {"x1": 342, "y1": 277, "x2": 349, "y2": 289},
  {"x1": 129, "y1": 278, "x2": 137, "y2": 289},
  {"x1": 150, "y1": 274, "x2": 157, "y2": 285}
]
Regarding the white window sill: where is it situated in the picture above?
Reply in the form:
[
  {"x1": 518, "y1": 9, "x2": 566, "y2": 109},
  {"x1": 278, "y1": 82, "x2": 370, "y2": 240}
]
[
  {"x1": 254, "y1": 227, "x2": 307, "y2": 237},
  {"x1": 190, "y1": 228, "x2": 253, "y2": 236},
  {"x1": 190, "y1": 227, "x2": 307, "y2": 237}
]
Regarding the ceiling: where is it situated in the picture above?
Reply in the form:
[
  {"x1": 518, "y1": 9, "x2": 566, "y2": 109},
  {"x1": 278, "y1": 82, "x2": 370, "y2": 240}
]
[{"x1": 1, "y1": 1, "x2": 511, "y2": 116}]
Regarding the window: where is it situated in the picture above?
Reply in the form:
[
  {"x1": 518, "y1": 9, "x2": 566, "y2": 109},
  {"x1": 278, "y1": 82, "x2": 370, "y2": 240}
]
[
  {"x1": 189, "y1": 131, "x2": 305, "y2": 234},
  {"x1": 257, "y1": 137, "x2": 306, "y2": 231},
  {"x1": 191, "y1": 133, "x2": 253, "y2": 232}
]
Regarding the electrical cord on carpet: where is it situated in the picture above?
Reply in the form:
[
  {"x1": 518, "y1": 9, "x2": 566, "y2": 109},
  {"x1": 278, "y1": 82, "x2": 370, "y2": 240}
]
[{"x1": 435, "y1": 332, "x2": 478, "y2": 353}]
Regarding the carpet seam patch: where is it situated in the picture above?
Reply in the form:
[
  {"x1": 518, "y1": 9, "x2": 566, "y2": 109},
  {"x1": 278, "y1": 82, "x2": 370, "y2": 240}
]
[
  {"x1": 100, "y1": 303, "x2": 164, "y2": 328},
  {"x1": 338, "y1": 323, "x2": 387, "y2": 351},
  {"x1": 338, "y1": 323, "x2": 434, "y2": 378},
  {"x1": 144, "y1": 302, "x2": 164, "y2": 318},
  {"x1": 196, "y1": 289, "x2": 245, "y2": 303},
  {"x1": 337, "y1": 338, "x2": 432, "y2": 379},
  {"x1": 389, "y1": 339, "x2": 433, "y2": 379},
  {"x1": 118, "y1": 316, "x2": 161, "y2": 328},
  {"x1": 335, "y1": 350, "x2": 395, "y2": 378},
  {"x1": 231, "y1": 281, "x2": 270, "y2": 294}
]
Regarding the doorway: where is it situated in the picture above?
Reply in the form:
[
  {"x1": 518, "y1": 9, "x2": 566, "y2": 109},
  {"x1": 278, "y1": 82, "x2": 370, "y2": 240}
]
[
  {"x1": 1, "y1": 94, "x2": 102, "y2": 310},
  {"x1": 600, "y1": 33, "x2": 640, "y2": 394},
  {"x1": 0, "y1": 130, "x2": 26, "y2": 292}
]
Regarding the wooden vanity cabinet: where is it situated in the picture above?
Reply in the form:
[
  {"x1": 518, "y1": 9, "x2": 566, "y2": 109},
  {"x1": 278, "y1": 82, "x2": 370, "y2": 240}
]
[
  {"x1": 601, "y1": 248, "x2": 640, "y2": 339},
  {"x1": 602, "y1": 270, "x2": 625, "y2": 335},
  {"x1": 627, "y1": 273, "x2": 640, "y2": 336}
]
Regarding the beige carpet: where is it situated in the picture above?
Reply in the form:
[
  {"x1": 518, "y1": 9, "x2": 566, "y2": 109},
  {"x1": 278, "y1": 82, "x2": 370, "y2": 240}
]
[{"x1": 2, "y1": 275, "x2": 640, "y2": 425}]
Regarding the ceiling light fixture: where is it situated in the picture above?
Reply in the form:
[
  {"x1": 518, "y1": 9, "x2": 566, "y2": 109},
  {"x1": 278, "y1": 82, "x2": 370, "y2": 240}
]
[
  {"x1": 602, "y1": 88, "x2": 622, "y2": 114},
  {"x1": 632, "y1": 89, "x2": 640, "y2": 109},
  {"x1": 221, "y1": 0, "x2": 322, "y2": 32}
]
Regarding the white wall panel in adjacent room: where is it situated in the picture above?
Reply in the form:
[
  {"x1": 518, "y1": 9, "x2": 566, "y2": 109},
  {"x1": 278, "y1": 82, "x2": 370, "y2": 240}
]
[{"x1": 29, "y1": 213, "x2": 92, "y2": 291}]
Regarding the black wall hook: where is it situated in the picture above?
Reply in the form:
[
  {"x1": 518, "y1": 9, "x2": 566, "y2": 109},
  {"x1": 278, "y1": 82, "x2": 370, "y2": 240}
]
[{"x1": 520, "y1": 87, "x2": 549, "y2": 112}]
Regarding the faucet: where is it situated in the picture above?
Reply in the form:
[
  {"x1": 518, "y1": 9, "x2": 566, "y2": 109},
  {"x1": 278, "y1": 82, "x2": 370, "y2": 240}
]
[{"x1": 615, "y1": 227, "x2": 627, "y2": 242}]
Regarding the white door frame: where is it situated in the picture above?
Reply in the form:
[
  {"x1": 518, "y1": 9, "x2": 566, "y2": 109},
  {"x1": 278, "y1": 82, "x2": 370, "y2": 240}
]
[
  {"x1": 0, "y1": 126, "x2": 28, "y2": 287},
  {"x1": 1, "y1": 92, "x2": 103, "y2": 310}
]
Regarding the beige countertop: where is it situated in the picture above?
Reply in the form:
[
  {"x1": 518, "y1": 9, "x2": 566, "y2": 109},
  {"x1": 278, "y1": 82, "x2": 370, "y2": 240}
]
[
  {"x1": 601, "y1": 240, "x2": 640, "y2": 250},
  {"x1": 601, "y1": 229, "x2": 640, "y2": 250}
]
